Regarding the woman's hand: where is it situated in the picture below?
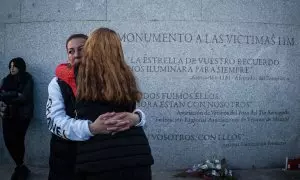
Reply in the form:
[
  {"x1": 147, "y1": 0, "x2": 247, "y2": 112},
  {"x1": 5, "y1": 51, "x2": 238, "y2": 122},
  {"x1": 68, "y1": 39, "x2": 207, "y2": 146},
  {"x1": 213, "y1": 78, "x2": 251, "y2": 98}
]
[
  {"x1": 88, "y1": 112, "x2": 116, "y2": 135},
  {"x1": 0, "y1": 101, "x2": 7, "y2": 119},
  {"x1": 105, "y1": 112, "x2": 139, "y2": 132},
  {"x1": 89, "y1": 112, "x2": 140, "y2": 135}
]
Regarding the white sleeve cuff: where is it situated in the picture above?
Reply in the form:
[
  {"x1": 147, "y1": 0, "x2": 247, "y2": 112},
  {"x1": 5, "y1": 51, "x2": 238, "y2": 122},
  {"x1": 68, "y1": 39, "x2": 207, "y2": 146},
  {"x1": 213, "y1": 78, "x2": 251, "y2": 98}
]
[
  {"x1": 133, "y1": 109, "x2": 146, "y2": 127},
  {"x1": 85, "y1": 120, "x2": 95, "y2": 137}
]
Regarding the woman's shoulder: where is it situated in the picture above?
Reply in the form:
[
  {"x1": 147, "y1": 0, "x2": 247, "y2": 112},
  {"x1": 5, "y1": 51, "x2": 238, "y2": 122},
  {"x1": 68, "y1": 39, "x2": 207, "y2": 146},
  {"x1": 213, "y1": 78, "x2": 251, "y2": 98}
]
[
  {"x1": 2, "y1": 74, "x2": 11, "y2": 80},
  {"x1": 22, "y1": 72, "x2": 33, "y2": 81},
  {"x1": 1, "y1": 74, "x2": 12, "y2": 84},
  {"x1": 24, "y1": 72, "x2": 32, "y2": 77}
]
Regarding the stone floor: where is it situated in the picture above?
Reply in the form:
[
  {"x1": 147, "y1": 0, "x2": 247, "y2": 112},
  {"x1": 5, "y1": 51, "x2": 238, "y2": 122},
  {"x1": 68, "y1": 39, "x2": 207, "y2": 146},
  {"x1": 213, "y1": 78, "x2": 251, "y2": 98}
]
[{"x1": 0, "y1": 165, "x2": 300, "y2": 180}]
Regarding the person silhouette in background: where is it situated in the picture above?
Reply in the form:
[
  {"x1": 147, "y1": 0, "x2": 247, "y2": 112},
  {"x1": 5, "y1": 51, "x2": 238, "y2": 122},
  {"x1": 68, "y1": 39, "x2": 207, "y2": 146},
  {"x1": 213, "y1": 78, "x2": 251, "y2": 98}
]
[{"x1": 0, "y1": 57, "x2": 34, "y2": 180}]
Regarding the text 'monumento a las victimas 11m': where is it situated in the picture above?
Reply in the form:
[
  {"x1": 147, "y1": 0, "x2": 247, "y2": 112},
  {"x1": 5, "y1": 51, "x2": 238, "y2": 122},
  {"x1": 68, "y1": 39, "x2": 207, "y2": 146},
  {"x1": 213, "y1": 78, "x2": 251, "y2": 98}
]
[{"x1": 113, "y1": 21, "x2": 300, "y2": 170}]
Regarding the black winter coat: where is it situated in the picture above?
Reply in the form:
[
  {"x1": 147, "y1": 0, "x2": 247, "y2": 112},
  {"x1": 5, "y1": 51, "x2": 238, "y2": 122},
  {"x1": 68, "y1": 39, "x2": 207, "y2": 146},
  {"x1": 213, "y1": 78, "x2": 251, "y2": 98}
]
[
  {"x1": 75, "y1": 100, "x2": 154, "y2": 173},
  {"x1": 0, "y1": 72, "x2": 34, "y2": 119},
  {"x1": 48, "y1": 78, "x2": 77, "y2": 180}
]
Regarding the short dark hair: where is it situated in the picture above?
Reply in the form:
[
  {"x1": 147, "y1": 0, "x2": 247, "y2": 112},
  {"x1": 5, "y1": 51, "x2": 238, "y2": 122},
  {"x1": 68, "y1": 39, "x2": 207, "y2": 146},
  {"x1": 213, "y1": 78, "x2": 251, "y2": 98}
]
[{"x1": 65, "y1": 34, "x2": 88, "y2": 49}]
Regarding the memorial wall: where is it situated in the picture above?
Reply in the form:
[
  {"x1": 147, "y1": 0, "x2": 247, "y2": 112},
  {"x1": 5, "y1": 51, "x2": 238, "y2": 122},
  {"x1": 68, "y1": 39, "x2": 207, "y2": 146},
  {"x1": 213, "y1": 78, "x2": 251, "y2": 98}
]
[
  {"x1": 0, "y1": 0, "x2": 299, "y2": 170},
  {"x1": 114, "y1": 22, "x2": 299, "y2": 169}
]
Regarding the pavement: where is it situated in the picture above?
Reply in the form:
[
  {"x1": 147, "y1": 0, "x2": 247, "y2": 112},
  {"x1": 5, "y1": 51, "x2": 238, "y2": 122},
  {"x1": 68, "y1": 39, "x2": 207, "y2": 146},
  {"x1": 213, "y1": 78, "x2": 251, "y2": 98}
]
[{"x1": 0, "y1": 164, "x2": 300, "y2": 180}]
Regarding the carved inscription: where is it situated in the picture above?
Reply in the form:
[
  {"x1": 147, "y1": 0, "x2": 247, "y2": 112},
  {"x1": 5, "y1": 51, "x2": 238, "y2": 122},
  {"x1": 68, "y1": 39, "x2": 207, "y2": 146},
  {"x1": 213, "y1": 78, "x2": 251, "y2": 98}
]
[
  {"x1": 122, "y1": 31, "x2": 296, "y2": 151},
  {"x1": 119, "y1": 33, "x2": 295, "y2": 46}
]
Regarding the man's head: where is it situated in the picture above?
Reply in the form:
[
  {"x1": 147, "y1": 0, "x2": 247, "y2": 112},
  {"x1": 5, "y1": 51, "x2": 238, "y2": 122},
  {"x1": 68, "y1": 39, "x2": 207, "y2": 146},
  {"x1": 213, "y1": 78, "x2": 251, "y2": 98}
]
[{"x1": 66, "y1": 34, "x2": 88, "y2": 65}]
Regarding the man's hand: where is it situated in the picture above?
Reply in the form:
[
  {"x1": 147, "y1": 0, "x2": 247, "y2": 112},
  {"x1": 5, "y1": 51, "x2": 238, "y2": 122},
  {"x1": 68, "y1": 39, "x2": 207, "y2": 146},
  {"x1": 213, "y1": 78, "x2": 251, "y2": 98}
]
[
  {"x1": 89, "y1": 112, "x2": 140, "y2": 135},
  {"x1": 0, "y1": 101, "x2": 7, "y2": 119}
]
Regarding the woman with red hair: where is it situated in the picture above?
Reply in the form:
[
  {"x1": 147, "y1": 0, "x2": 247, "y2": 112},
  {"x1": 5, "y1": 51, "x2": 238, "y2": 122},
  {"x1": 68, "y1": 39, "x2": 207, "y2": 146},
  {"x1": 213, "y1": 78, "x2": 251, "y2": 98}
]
[{"x1": 74, "y1": 28, "x2": 153, "y2": 180}]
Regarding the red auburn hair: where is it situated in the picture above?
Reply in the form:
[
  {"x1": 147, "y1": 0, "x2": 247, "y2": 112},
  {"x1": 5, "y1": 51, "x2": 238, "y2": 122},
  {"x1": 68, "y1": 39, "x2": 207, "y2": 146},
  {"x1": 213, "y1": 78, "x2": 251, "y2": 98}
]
[{"x1": 76, "y1": 28, "x2": 142, "y2": 102}]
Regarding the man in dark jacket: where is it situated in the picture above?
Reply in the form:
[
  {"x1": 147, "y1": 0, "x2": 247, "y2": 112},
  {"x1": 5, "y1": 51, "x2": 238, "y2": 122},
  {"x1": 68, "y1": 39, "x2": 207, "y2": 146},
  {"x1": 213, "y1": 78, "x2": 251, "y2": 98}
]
[{"x1": 0, "y1": 57, "x2": 34, "y2": 180}]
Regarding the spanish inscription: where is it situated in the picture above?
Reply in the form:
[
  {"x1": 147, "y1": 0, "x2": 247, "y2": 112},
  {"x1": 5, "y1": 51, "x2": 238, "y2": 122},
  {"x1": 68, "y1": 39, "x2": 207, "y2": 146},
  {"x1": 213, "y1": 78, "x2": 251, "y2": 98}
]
[
  {"x1": 120, "y1": 33, "x2": 295, "y2": 46},
  {"x1": 122, "y1": 30, "x2": 296, "y2": 168},
  {"x1": 128, "y1": 56, "x2": 288, "y2": 81}
]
